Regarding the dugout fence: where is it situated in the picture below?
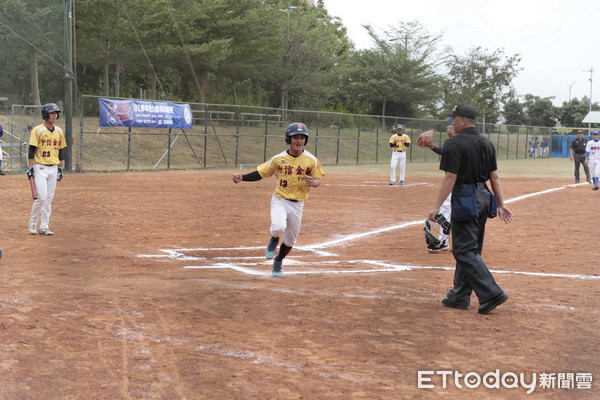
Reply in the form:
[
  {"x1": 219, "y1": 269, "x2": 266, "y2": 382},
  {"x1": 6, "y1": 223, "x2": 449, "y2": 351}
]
[{"x1": 3, "y1": 96, "x2": 554, "y2": 172}]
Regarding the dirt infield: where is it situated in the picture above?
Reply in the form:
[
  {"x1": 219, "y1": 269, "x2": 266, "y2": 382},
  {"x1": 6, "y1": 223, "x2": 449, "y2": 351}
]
[{"x1": 0, "y1": 170, "x2": 598, "y2": 399}]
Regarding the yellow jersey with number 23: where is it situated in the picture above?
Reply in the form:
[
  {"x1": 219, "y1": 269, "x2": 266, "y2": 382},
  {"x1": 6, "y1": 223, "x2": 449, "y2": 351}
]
[
  {"x1": 29, "y1": 123, "x2": 66, "y2": 165},
  {"x1": 257, "y1": 150, "x2": 324, "y2": 201}
]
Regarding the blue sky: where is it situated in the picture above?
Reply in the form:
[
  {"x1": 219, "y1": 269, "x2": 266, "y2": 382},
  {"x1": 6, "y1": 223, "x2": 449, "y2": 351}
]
[{"x1": 323, "y1": 0, "x2": 600, "y2": 106}]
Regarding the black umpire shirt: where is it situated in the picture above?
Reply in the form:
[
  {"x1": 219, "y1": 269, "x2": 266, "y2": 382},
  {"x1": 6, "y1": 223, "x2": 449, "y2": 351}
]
[
  {"x1": 439, "y1": 127, "x2": 497, "y2": 184},
  {"x1": 571, "y1": 138, "x2": 588, "y2": 154}
]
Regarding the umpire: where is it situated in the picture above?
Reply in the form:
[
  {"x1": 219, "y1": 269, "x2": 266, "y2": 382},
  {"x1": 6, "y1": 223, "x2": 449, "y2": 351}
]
[
  {"x1": 570, "y1": 130, "x2": 591, "y2": 184},
  {"x1": 428, "y1": 104, "x2": 513, "y2": 314}
]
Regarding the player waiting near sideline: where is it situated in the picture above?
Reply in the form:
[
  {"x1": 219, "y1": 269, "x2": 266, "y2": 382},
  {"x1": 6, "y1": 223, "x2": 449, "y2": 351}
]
[
  {"x1": 570, "y1": 130, "x2": 591, "y2": 184},
  {"x1": 586, "y1": 130, "x2": 600, "y2": 190},
  {"x1": 428, "y1": 104, "x2": 513, "y2": 315},
  {"x1": 232, "y1": 122, "x2": 324, "y2": 277},
  {"x1": 389, "y1": 124, "x2": 411, "y2": 185},
  {"x1": 27, "y1": 103, "x2": 66, "y2": 236}
]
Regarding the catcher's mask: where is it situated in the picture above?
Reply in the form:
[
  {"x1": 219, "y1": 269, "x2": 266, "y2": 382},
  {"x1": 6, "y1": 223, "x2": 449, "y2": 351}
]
[
  {"x1": 285, "y1": 122, "x2": 309, "y2": 145},
  {"x1": 424, "y1": 213, "x2": 451, "y2": 246}
]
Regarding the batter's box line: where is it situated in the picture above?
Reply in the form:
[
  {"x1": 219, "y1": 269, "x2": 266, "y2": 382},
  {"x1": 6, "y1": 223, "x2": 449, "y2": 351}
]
[
  {"x1": 184, "y1": 260, "x2": 600, "y2": 281},
  {"x1": 137, "y1": 246, "x2": 338, "y2": 261},
  {"x1": 325, "y1": 182, "x2": 430, "y2": 187}
]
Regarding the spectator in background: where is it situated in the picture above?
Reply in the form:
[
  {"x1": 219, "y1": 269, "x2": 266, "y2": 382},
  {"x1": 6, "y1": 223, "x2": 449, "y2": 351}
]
[
  {"x1": 540, "y1": 137, "x2": 550, "y2": 158},
  {"x1": 570, "y1": 130, "x2": 591, "y2": 184}
]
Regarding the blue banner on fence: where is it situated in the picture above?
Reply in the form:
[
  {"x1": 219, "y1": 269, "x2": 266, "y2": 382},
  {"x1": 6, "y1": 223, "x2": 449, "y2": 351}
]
[{"x1": 98, "y1": 98, "x2": 193, "y2": 129}]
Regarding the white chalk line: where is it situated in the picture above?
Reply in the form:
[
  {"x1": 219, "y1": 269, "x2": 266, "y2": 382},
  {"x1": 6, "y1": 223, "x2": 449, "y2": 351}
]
[
  {"x1": 325, "y1": 182, "x2": 429, "y2": 187},
  {"x1": 182, "y1": 259, "x2": 600, "y2": 281},
  {"x1": 137, "y1": 181, "x2": 589, "y2": 280}
]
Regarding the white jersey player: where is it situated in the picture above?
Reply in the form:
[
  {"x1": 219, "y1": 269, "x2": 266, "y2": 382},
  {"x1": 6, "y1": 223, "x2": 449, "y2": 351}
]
[{"x1": 586, "y1": 131, "x2": 600, "y2": 190}]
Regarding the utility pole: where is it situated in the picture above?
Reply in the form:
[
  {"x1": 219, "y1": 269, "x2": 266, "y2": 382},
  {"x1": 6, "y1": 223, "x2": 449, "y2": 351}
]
[
  {"x1": 64, "y1": 0, "x2": 74, "y2": 171},
  {"x1": 585, "y1": 68, "x2": 594, "y2": 130},
  {"x1": 567, "y1": 81, "x2": 575, "y2": 101},
  {"x1": 283, "y1": 2, "x2": 297, "y2": 124}
]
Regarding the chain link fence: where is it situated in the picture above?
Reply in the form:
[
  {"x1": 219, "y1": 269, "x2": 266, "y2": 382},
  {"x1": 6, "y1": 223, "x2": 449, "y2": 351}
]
[{"x1": 2, "y1": 95, "x2": 555, "y2": 172}]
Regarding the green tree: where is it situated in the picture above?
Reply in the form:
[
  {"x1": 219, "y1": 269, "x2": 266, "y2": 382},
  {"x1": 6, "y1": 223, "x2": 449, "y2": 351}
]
[
  {"x1": 521, "y1": 94, "x2": 557, "y2": 127},
  {"x1": 270, "y1": 0, "x2": 351, "y2": 111},
  {"x1": 0, "y1": 0, "x2": 64, "y2": 105},
  {"x1": 444, "y1": 47, "x2": 521, "y2": 123},
  {"x1": 350, "y1": 21, "x2": 443, "y2": 119},
  {"x1": 557, "y1": 97, "x2": 600, "y2": 129},
  {"x1": 502, "y1": 98, "x2": 525, "y2": 126},
  {"x1": 75, "y1": 0, "x2": 127, "y2": 97}
]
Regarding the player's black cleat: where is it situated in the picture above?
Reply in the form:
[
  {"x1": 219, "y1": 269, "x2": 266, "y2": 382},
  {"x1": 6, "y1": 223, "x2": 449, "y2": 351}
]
[
  {"x1": 272, "y1": 259, "x2": 283, "y2": 277},
  {"x1": 265, "y1": 237, "x2": 279, "y2": 259}
]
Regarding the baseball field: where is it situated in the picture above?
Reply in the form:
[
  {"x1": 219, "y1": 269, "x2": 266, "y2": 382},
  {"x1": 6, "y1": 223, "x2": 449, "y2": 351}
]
[{"x1": 0, "y1": 159, "x2": 598, "y2": 399}]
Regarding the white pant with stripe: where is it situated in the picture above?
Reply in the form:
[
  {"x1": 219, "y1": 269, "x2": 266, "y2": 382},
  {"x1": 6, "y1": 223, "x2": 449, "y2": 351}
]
[{"x1": 29, "y1": 164, "x2": 58, "y2": 230}]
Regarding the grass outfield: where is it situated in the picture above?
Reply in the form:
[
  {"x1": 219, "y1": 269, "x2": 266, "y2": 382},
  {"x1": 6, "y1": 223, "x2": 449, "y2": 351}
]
[{"x1": 323, "y1": 157, "x2": 574, "y2": 178}]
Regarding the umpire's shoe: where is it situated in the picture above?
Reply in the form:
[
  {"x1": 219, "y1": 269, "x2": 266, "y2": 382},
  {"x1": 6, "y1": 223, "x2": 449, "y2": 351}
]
[
  {"x1": 265, "y1": 237, "x2": 279, "y2": 259},
  {"x1": 478, "y1": 291, "x2": 509, "y2": 314},
  {"x1": 442, "y1": 289, "x2": 470, "y2": 310},
  {"x1": 272, "y1": 259, "x2": 283, "y2": 277}
]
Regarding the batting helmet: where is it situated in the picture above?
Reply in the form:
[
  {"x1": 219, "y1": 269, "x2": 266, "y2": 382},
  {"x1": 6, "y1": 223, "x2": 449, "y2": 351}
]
[
  {"x1": 42, "y1": 103, "x2": 61, "y2": 120},
  {"x1": 395, "y1": 123, "x2": 404, "y2": 130},
  {"x1": 285, "y1": 122, "x2": 309, "y2": 145}
]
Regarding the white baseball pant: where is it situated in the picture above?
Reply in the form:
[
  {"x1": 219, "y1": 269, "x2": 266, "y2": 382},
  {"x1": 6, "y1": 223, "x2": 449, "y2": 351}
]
[
  {"x1": 390, "y1": 151, "x2": 406, "y2": 183},
  {"x1": 270, "y1": 194, "x2": 304, "y2": 247},
  {"x1": 438, "y1": 194, "x2": 452, "y2": 243},
  {"x1": 29, "y1": 164, "x2": 58, "y2": 230}
]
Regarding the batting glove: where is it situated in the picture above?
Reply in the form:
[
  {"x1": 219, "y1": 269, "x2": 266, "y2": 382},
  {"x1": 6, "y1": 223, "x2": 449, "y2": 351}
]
[
  {"x1": 26, "y1": 167, "x2": 34, "y2": 179},
  {"x1": 57, "y1": 167, "x2": 63, "y2": 182}
]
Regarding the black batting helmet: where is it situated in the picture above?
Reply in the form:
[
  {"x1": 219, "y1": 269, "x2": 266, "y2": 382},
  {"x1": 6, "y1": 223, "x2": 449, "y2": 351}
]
[
  {"x1": 285, "y1": 122, "x2": 309, "y2": 144},
  {"x1": 42, "y1": 103, "x2": 61, "y2": 120}
]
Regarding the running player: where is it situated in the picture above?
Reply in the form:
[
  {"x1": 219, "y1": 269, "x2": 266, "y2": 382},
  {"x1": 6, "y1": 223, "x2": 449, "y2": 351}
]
[{"x1": 232, "y1": 122, "x2": 324, "y2": 276}]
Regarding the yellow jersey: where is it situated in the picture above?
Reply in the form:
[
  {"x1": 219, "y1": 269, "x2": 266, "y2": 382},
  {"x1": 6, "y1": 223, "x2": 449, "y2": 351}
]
[
  {"x1": 29, "y1": 123, "x2": 66, "y2": 165},
  {"x1": 258, "y1": 150, "x2": 324, "y2": 201},
  {"x1": 389, "y1": 133, "x2": 411, "y2": 151}
]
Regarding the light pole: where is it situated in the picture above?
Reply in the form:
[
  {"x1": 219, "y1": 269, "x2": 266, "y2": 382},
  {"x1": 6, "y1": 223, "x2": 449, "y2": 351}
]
[
  {"x1": 585, "y1": 68, "x2": 594, "y2": 129},
  {"x1": 282, "y1": 2, "x2": 297, "y2": 123},
  {"x1": 567, "y1": 81, "x2": 575, "y2": 101}
]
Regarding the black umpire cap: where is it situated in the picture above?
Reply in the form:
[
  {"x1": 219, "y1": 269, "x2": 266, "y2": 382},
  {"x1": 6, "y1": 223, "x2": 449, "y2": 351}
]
[{"x1": 448, "y1": 104, "x2": 477, "y2": 120}]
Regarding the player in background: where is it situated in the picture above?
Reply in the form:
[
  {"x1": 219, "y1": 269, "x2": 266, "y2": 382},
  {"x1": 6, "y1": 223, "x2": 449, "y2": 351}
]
[
  {"x1": 232, "y1": 122, "x2": 324, "y2": 276},
  {"x1": 27, "y1": 103, "x2": 66, "y2": 235},
  {"x1": 586, "y1": 130, "x2": 600, "y2": 190},
  {"x1": 389, "y1": 124, "x2": 411, "y2": 185}
]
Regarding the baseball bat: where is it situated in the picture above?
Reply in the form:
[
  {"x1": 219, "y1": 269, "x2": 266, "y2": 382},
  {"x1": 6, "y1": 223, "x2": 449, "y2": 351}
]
[{"x1": 29, "y1": 176, "x2": 38, "y2": 199}]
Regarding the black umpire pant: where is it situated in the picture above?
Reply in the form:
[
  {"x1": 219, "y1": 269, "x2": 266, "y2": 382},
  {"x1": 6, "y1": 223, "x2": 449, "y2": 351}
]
[
  {"x1": 573, "y1": 153, "x2": 590, "y2": 182},
  {"x1": 450, "y1": 183, "x2": 504, "y2": 304}
]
